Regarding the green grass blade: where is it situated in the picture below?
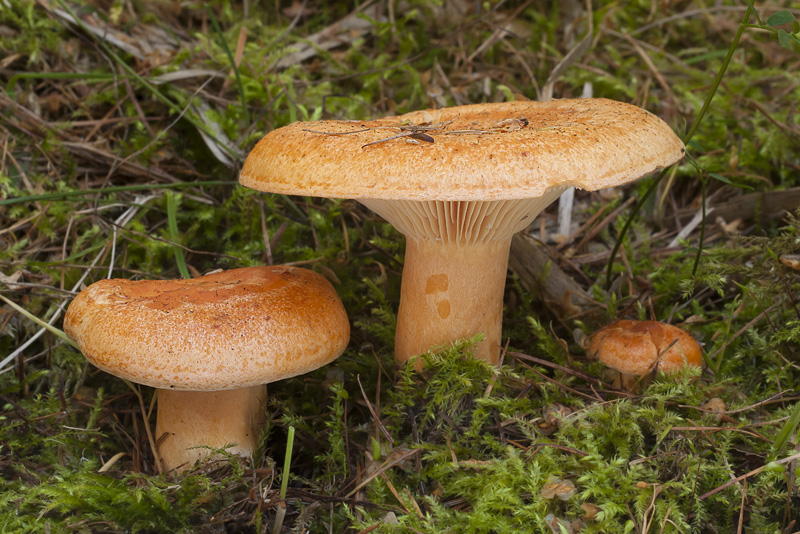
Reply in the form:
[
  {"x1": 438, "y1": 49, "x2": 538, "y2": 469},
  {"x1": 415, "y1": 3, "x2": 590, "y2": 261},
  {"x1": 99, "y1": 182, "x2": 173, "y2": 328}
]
[
  {"x1": 6, "y1": 72, "x2": 122, "y2": 100},
  {"x1": 271, "y1": 426, "x2": 295, "y2": 534},
  {"x1": 0, "y1": 180, "x2": 237, "y2": 207},
  {"x1": 166, "y1": 192, "x2": 191, "y2": 279},
  {"x1": 691, "y1": 175, "x2": 708, "y2": 276},
  {"x1": 280, "y1": 426, "x2": 295, "y2": 500},
  {"x1": 773, "y1": 402, "x2": 800, "y2": 454},
  {"x1": 604, "y1": 169, "x2": 666, "y2": 288},
  {"x1": 206, "y1": 6, "x2": 250, "y2": 124},
  {"x1": 27, "y1": 241, "x2": 109, "y2": 267}
]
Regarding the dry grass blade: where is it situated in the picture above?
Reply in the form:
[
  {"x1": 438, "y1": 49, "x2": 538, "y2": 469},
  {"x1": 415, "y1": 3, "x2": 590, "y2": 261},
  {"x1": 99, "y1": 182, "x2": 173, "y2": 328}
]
[
  {"x1": 302, "y1": 127, "x2": 372, "y2": 135},
  {"x1": 97, "y1": 452, "x2": 128, "y2": 473},
  {"x1": 699, "y1": 451, "x2": 800, "y2": 501},
  {"x1": 0, "y1": 293, "x2": 78, "y2": 351},
  {"x1": 122, "y1": 382, "x2": 163, "y2": 474},
  {"x1": 345, "y1": 448, "x2": 419, "y2": 498},
  {"x1": 508, "y1": 351, "x2": 602, "y2": 385},
  {"x1": 361, "y1": 131, "x2": 424, "y2": 148},
  {"x1": 61, "y1": 142, "x2": 182, "y2": 183},
  {"x1": 51, "y1": 4, "x2": 184, "y2": 62},
  {"x1": 356, "y1": 374, "x2": 393, "y2": 444}
]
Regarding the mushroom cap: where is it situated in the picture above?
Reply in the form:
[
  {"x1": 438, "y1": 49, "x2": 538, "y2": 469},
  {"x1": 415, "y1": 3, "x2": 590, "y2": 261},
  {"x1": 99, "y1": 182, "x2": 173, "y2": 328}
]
[
  {"x1": 64, "y1": 266, "x2": 350, "y2": 391},
  {"x1": 240, "y1": 99, "x2": 685, "y2": 202},
  {"x1": 588, "y1": 319, "x2": 702, "y2": 376}
]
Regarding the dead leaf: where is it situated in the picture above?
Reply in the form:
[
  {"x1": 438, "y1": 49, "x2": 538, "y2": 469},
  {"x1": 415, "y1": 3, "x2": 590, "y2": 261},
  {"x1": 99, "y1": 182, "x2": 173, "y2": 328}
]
[{"x1": 541, "y1": 476, "x2": 577, "y2": 501}]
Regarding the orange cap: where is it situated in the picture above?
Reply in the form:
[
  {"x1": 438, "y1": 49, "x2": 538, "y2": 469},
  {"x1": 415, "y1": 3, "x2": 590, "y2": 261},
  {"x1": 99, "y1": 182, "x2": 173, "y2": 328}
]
[
  {"x1": 588, "y1": 319, "x2": 701, "y2": 376},
  {"x1": 64, "y1": 266, "x2": 350, "y2": 390}
]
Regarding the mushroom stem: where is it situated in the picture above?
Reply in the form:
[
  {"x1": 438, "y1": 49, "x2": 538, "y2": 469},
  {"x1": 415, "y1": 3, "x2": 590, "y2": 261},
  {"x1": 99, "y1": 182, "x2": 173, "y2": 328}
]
[
  {"x1": 615, "y1": 372, "x2": 646, "y2": 392},
  {"x1": 395, "y1": 238, "x2": 511, "y2": 365},
  {"x1": 156, "y1": 384, "x2": 266, "y2": 472}
]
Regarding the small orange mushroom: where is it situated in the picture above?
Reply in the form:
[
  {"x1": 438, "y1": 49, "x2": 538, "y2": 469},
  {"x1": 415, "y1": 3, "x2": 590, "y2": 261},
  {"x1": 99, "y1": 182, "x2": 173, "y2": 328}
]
[{"x1": 588, "y1": 319, "x2": 701, "y2": 390}]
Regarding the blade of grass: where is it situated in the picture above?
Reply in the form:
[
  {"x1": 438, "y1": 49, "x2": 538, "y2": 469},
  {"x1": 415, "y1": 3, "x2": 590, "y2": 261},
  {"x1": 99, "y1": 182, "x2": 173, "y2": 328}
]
[
  {"x1": 30, "y1": 240, "x2": 109, "y2": 266},
  {"x1": 710, "y1": 295, "x2": 738, "y2": 374},
  {"x1": 280, "y1": 426, "x2": 295, "y2": 500},
  {"x1": 772, "y1": 402, "x2": 800, "y2": 455},
  {"x1": 691, "y1": 175, "x2": 708, "y2": 276},
  {"x1": 0, "y1": 294, "x2": 80, "y2": 371},
  {"x1": 271, "y1": 426, "x2": 295, "y2": 534},
  {"x1": 280, "y1": 195, "x2": 309, "y2": 223},
  {"x1": 0, "y1": 180, "x2": 237, "y2": 207},
  {"x1": 603, "y1": 168, "x2": 667, "y2": 287},
  {"x1": 166, "y1": 192, "x2": 191, "y2": 279},
  {"x1": 604, "y1": 3, "x2": 757, "y2": 288},
  {"x1": 206, "y1": 6, "x2": 250, "y2": 124},
  {"x1": 6, "y1": 72, "x2": 123, "y2": 100}
]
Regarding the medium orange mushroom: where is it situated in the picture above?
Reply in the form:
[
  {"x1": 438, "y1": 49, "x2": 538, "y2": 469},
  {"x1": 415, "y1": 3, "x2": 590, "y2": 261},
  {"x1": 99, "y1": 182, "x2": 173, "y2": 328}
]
[
  {"x1": 64, "y1": 266, "x2": 350, "y2": 472},
  {"x1": 588, "y1": 319, "x2": 701, "y2": 390}
]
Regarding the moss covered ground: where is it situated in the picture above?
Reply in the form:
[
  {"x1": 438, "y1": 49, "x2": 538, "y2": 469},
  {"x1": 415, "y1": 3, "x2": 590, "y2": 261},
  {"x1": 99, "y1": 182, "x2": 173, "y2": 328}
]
[{"x1": 1, "y1": 1, "x2": 800, "y2": 532}]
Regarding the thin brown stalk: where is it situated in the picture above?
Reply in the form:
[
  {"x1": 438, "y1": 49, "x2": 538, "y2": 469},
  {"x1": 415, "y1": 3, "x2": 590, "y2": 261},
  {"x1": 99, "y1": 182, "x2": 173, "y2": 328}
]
[
  {"x1": 356, "y1": 374, "x2": 393, "y2": 444},
  {"x1": 699, "y1": 451, "x2": 800, "y2": 500}
]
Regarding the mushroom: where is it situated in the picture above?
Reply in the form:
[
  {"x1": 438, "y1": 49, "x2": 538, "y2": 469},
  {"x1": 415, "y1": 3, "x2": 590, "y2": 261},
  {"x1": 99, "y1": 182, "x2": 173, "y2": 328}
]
[
  {"x1": 588, "y1": 319, "x2": 702, "y2": 390},
  {"x1": 64, "y1": 266, "x2": 349, "y2": 472},
  {"x1": 240, "y1": 99, "x2": 685, "y2": 365}
]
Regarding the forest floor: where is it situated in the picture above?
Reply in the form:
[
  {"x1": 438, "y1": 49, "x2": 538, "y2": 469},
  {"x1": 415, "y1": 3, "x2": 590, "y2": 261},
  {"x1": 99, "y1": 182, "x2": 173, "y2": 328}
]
[{"x1": 2, "y1": 1, "x2": 800, "y2": 532}]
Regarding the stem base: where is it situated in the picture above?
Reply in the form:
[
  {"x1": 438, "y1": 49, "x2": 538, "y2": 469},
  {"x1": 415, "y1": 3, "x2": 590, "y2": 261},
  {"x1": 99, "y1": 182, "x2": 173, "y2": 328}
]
[
  {"x1": 156, "y1": 385, "x2": 266, "y2": 472},
  {"x1": 395, "y1": 239, "x2": 511, "y2": 366}
]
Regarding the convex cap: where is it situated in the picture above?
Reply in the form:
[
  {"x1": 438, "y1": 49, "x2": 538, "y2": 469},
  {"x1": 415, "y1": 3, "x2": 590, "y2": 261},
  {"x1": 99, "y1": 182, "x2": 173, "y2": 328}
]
[
  {"x1": 64, "y1": 266, "x2": 350, "y2": 390},
  {"x1": 240, "y1": 98, "x2": 686, "y2": 201},
  {"x1": 589, "y1": 319, "x2": 702, "y2": 376}
]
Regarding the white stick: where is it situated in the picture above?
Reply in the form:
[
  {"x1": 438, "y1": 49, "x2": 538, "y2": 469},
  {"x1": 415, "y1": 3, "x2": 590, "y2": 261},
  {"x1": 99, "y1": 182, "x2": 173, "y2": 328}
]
[
  {"x1": 668, "y1": 204, "x2": 715, "y2": 248},
  {"x1": 557, "y1": 187, "x2": 575, "y2": 238},
  {"x1": 555, "y1": 83, "x2": 592, "y2": 239}
]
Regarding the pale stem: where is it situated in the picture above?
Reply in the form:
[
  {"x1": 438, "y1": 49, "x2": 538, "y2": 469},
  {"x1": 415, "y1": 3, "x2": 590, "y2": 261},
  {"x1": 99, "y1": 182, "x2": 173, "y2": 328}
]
[
  {"x1": 361, "y1": 193, "x2": 569, "y2": 368},
  {"x1": 156, "y1": 384, "x2": 267, "y2": 472},
  {"x1": 395, "y1": 238, "x2": 512, "y2": 366}
]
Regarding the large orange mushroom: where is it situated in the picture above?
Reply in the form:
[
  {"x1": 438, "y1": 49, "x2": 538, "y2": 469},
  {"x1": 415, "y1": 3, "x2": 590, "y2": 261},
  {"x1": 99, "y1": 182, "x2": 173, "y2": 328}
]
[{"x1": 241, "y1": 99, "x2": 684, "y2": 366}]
